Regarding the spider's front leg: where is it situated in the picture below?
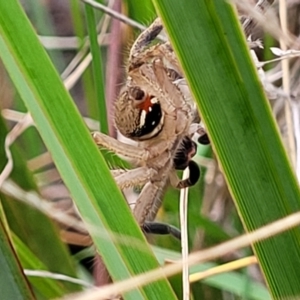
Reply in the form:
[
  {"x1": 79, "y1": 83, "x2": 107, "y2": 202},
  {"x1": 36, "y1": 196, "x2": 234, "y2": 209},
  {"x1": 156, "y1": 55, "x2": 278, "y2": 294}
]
[
  {"x1": 170, "y1": 136, "x2": 200, "y2": 189},
  {"x1": 129, "y1": 18, "x2": 183, "y2": 79},
  {"x1": 92, "y1": 131, "x2": 173, "y2": 168},
  {"x1": 129, "y1": 18, "x2": 163, "y2": 70},
  {"x1": 169, "y1": 161, "x2": 200, "y2": 189},
  {"x1": 92, "y1": 132, "x2": 148, "y2": 161},
  {"x1": 92, "y1": 131, "x2": 164, "y2": 161},
  {"x1": 114, "y1": 167, "x2": 157, "y2": 190},
  {"x1": 169, "y1": 124, "x2": 210, "y2": 189}
]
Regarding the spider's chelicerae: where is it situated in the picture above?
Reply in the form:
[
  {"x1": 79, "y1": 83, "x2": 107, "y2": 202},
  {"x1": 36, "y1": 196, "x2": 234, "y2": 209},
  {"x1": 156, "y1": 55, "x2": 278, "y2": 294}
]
[{"x1": 93, "y1": 18, "x2": 208, "y2": 239}]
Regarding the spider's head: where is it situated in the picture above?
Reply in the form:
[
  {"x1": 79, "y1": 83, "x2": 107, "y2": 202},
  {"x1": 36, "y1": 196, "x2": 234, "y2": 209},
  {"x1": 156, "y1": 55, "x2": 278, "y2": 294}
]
[{"x1": 114, "y1": 86, "x2": 164, "y2": 141}]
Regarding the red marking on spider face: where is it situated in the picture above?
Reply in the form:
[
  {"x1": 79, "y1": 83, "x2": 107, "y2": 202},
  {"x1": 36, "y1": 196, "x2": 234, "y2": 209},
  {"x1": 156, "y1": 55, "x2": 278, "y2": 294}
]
[{"x1": 137, "y1": 95, "x2": 154, "y2": 112}]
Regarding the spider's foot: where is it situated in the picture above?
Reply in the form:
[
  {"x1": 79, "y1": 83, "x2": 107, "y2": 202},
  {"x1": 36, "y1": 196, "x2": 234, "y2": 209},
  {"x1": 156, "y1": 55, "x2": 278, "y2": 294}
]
[
  {"x1": 142, "y1": 221, "x2": 181, "y2": 240},
  {"x1": 176, "y1": 160, "x2": 200, "y2": 189},
  {"x1": 198, "y1": 133, "x2": 210, "y2": 145}
]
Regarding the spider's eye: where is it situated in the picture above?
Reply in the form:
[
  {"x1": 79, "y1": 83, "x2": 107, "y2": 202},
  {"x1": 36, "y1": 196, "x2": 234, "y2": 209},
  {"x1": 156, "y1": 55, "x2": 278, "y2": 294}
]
[
  {"x1": 131, "y1": 95, "x2": 164, "y2": 140},
  {"x1": 130, "y1": 87, "x2": 145, "y2": 101}
]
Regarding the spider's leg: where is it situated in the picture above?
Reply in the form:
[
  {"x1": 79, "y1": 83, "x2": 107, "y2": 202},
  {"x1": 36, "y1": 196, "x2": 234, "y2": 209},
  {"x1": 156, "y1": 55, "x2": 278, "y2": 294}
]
[
  {"x1": 169, "y1": 161, "x2": 201, "y2": 189},
  {"x1": 169, "y1": 135, "x2": 200, "y2": 189},
  {"x1": 114, "y1": 167, "x2": 157, "y2": 190},
  {"x1": 173, "y1": 136, "x2": 197, "y2": 170},
  {"x1": 110, "y1": 169, "x2": 126, "y2": 177},
  {"x1": 177, "y1": 161, "x2": 200, "y2": 188},
  {"x1": 142, "y1": 221, "x2": 181, "y2": 240},
  {"x1": 198, "y1": 133, "x2": 210, "y2": 145},
  {"x1": 93, "y1": 131, "x2": 172, "y2": 167},
  {"x1": 133, "y1": 180, "x2": 166, "y2": 225},
  {"x1": 129, "y1": 18, "x2": 163, "y2": 69},
  {"x1": 189, "y1": 123, "x2": 210, "y2": 145},
  {"x1": 93, "y1": 131, "x2": 148, "y2": 161},
  {"x1": 151, "y1": 58, "x2": 192, "y2": 111},
  {"x1": 133, "y1": 156, "x2": 174, "y2": 225}
]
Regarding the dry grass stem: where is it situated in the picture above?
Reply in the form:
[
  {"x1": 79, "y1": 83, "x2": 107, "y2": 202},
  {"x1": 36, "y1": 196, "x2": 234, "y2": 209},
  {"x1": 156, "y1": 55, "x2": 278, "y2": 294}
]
[
  {"x1": 0, "y1": 180, "x2": 87, "y2": 233},
  {"x1": 0, "y1": 113, "x2": 33, "y2": 187},
  {"x1": 81, "y1": 0, "x2": 147, "y2": 32},
  {"x1": 189, "y1": 256, "x2": 258, "y2": 283},
  {"x1": 179, "y1": 167, "x2": 190, "y2": 300},
  {"x1": 24, "y1": 269, "x2": 93, "y2": 288},
  {"x1": 66, "y1": 212, "x2": 300, "y2": 300},
  {"x1": 233, "y1": 0, "x2": 294, "y2": 45}
]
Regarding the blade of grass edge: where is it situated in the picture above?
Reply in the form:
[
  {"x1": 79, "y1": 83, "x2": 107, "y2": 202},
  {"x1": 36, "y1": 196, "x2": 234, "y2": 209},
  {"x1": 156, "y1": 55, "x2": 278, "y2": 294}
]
[
  {"x1": 0, "y1": 1, "x2": 176, "y2": 299},
  {"x1": 84, "y1": 4, "x2": 108, "y2": 133},
  {"x1": 153, "y1": 0, "x2": 300, "y2": 298},
  {"x1": 0, "y1": 218, "x2": 34, "y2": 300}
]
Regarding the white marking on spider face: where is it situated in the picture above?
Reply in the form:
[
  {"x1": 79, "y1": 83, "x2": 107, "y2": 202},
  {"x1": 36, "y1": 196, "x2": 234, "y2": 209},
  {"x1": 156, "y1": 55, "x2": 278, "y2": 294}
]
[
  {"x1": 140, "y1": 110, "x2": 146, "y2": 127},
  {"x1": 148, "y1": 106, "x2": 152, "y2": 112},
  {"x1": 150, "y1": 97, "x2": 158, "y2": 104}
]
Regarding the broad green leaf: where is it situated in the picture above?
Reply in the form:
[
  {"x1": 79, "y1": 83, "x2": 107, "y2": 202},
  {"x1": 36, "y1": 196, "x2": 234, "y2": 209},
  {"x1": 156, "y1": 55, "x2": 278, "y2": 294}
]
[
  {"x1": 0, "y1": 1, "x2": 176, "y2": 299},
  {"x1": 153, "y1": 0, "x2": 300, "y2": 298}
]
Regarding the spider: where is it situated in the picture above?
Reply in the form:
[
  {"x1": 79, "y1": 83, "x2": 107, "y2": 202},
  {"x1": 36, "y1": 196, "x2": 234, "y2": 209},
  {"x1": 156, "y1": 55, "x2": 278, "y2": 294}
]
[{"x1": 93, "y1": 18, "x2": 209, "y2": 239}]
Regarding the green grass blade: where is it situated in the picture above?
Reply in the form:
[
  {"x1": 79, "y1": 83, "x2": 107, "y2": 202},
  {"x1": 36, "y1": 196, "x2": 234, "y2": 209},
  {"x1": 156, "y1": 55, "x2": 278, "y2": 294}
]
[
  {"x1": 26, "y1": 0, "x2": 66, "y2": 73},
  {"x1": 153, "y1": 0, "x2": 300, "y2": 298},
  {"x1": 69, "y1": 0, "x2": 85, "y2": 41},
  {"x1": 0, "y1": 1, "x2": 176, "y2": 299},
  {"x1": 12, "y1": 233, "x2": 67, "y2": 298},
  {"x1": 125, "y1": 0, "x2": 156, "y2": 24},
  {"x1": 69, "y1": 0, "x2": 97, "y2": 118},
  {"x1": 84, "y1": 4, "x2": 108, "y2": 132},
  {"x1": 0, "y1": 218, "x2": 34, "y2": 300}
]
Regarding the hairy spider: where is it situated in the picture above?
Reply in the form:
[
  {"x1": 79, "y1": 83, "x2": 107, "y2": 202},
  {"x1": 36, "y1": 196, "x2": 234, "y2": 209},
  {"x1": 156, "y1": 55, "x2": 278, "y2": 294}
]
[{"x1": 93, "y1": 18, "x2": 208, "y2": 238}]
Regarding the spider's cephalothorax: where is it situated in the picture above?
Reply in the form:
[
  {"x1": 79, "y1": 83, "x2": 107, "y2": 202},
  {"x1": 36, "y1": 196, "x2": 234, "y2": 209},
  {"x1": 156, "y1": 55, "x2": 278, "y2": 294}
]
[{"x1": 93, "y1": 18, "x2": 208, "y2": 235}]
